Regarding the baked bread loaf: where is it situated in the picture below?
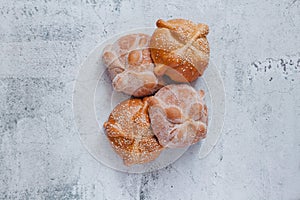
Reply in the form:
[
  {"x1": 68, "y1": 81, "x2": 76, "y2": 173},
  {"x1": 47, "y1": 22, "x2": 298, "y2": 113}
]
[
  {"x1": 102, "y1": 33, "x2": 163, "y2": 97},
  {"x1": 148, "y1": 84, "x2": 208, "y2": 148},
  {"x1": 103, "y1": 98, "x2": 163, "y2": 166},
  {"x1": 150, "y1": 19, "x2": 210, "y2": 82}
]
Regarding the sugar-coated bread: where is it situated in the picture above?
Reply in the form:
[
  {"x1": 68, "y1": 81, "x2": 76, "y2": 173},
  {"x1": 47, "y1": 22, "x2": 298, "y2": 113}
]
[
  {"x1": 102, "y1": 33, "x2": 163, "y2": 97},
  {"x1": 150, "y1": 19, "x2": 210, "y2": 82},
  {"x1": 148, "y1": 84, "x2": 208, "y2": 148},
  {"x1": 103, "y1": 98, "x2": 163, "y2": 166}
]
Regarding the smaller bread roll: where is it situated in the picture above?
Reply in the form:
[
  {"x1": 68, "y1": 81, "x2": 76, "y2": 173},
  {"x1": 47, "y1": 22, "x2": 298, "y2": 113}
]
[
  {"x1": 103, "y1": 98, "x2": 163, "y2": 166},
  {"x1": 102, "y1": 33, "x2": 163, "y2": 97},
  {"x1": 148, "y1": 84, "x2": 208, "y2": 148},
  {"x1": 150, "y1": 19, "x2": 210, "y2": 82}
]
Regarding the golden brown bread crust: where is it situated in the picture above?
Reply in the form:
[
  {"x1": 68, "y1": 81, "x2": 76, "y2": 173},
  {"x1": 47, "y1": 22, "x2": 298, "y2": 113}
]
[
  {"x1": 148, "y1": 84, "x2": 208, "y2": 148},
  {"x1": 150, "y1": 19, "x2": 210, "y2": 82},
  {"x1": 103, "y1": 98, "x2": 163, "y2": 166},
  {"x1": 102, "y1": 33, "x2": 163, "y2": 97}
]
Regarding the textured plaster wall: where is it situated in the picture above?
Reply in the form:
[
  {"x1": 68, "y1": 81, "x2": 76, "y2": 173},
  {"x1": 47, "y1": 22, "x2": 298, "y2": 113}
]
[{"x1": 0, "y1": 0, "x2": 299, "y2": 199}]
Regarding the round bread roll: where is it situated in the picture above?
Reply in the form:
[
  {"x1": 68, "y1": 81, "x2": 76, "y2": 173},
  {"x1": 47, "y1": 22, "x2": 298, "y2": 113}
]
[
  {"x1": 103, "y1": 98, "x2": 163, "y2": 166},
  {"x1": 148, "y1": 84, "x2": 208, "y2": 148},
  {"x1": 102, "y1": 33, "x2": 163, "y2": 97},
  {"x1": 150, "y1": 19, "x2": 210, "y2": 82}
]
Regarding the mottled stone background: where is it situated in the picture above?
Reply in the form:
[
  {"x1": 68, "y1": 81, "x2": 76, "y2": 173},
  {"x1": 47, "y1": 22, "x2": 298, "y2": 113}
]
[{"x1": 0, "y1": 0, "x2": 299, "y2": 199}]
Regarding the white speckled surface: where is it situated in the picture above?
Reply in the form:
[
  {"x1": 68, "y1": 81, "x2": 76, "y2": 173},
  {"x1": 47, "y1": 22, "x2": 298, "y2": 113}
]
[{"x1": 0, "y1": 0, "x2": 299, "y2": 199}]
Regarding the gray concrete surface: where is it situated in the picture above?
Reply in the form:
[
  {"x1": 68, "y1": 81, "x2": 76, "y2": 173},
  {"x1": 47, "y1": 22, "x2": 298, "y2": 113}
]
[{"x1": 0, "y1": 0, "x2": 300, "y2": 199}]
